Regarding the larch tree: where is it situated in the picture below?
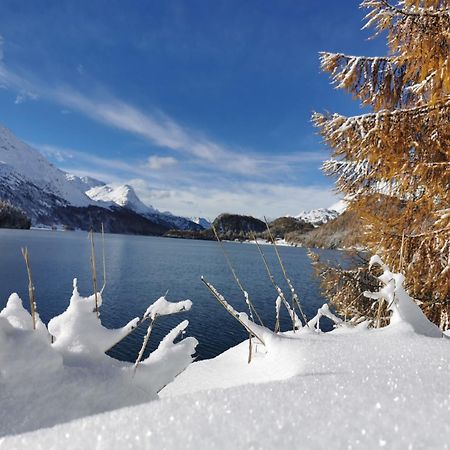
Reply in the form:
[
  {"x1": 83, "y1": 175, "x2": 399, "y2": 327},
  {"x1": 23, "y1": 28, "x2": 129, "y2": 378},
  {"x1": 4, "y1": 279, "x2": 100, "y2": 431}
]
[{"x1": 312, "y1": 0, "x2": 450, "y2": 328}]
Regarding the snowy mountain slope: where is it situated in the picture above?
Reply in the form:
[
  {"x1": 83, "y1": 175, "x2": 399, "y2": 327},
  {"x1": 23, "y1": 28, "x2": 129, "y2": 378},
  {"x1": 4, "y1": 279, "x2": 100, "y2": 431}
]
[
  {"x1": 86, "y1": 184, "x2": 158, "y2": 215},
  {"x1": 0, "y1": 162, "x2": 68, "y2": 223},
  {"x1": 65, "y1": 173, "x2": 105, "y2": 193},
  {"x1": 86, "y1": 183, "x2": 203, "y2": 231},
  {"x1": 293, "y1": 200, "x2": 348, "y2": 227},
  {"x1": 294, "y1": 208, "x2": 340, "y2": 227},
  {"x1": 0, "y1": 124, "x2": 201, "y2": 232},
  {"x1": 190, "y1": 217, "x2": 211, "y2": 230},
  {"x1": 0, "y1": 125, "x2": 93, "y2": 207}
]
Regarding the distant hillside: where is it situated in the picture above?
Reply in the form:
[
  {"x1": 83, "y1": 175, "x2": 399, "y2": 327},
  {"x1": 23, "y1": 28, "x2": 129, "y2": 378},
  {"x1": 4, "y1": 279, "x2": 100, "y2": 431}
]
[
  {"x1": 0, "y1": 201, "x2": 31, "y2": 230},
  {"x1": 263, "y1": 217, "x2": 314, "y2": 239},
  {"x1": 165, "y1": 213, "x2": 317, "y2": 242},
  {"x1": 285, "y1": 210, "x2": 362, "y2": 249}
]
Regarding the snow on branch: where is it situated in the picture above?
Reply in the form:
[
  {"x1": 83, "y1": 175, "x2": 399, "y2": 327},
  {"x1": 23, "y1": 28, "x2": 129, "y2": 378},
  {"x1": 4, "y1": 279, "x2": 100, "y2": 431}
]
[
  {"x1": 313, "y1": 100, "x2": 450, "y2": 196},
  {"x1": 320, "y1": 52, "x2": 416, "y2": 110},
  {"x1": 360, "y1": 0, "x2": 450, "y2": 85},
  {"x1": 363, "y1": 255, "x2": 443, "y2": 337},
  {"x1": 144, "y1": 296, "x2": 192, "y2": 320}
]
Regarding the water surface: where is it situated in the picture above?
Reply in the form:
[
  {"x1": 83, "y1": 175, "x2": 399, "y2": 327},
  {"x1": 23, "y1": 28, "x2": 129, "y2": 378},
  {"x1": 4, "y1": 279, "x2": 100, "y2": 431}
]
[{"x1": 0, "y1": 229, "x2": 340, "y2": 361}]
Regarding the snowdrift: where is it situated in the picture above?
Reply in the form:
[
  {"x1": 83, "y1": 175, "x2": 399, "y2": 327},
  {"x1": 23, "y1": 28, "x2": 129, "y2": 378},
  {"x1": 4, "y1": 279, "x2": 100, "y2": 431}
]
[{"x1": 1, "y1": 257, "x2": 449, "y2": 449}]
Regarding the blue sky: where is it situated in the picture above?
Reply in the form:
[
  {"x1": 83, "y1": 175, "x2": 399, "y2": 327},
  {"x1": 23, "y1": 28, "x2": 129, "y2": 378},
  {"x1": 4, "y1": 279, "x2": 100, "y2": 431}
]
[{"x1": 0, "y1": 0, "x2": 387, "y2": 219}]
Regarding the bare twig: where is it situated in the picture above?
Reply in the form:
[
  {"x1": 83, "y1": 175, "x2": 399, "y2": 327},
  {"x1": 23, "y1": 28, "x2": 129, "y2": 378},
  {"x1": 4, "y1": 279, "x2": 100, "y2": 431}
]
[
  {"x1": 263, "y1": 217, "x2": 309, "y2": 328},
  {"x1": 201, "y1": 276, "x2": 266, "y2": 346},
  {"x1": 133, "y1": 315, "x2": 158, "y2": 374},
  {"x1": 211, "y1": 224, "x2": 264, "y2": 326},
  {"x1": 21, "y1": 247, "x2": 37, "y2": 330},
  {"x1": 251, "y1": 232, "x2": 296, "y2": 331},
  {"x1": 101, "y1": 223, "x2": 107, "y2": 294},
  {"x1": 89, "y1": 230, "x2": 99, "y2": 317}
]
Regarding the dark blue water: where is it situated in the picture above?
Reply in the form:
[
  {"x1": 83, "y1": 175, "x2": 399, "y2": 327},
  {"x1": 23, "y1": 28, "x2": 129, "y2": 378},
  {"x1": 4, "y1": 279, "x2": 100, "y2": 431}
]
[{"x1": 0, "y1": 229, "x2": 339, "y2": 361}]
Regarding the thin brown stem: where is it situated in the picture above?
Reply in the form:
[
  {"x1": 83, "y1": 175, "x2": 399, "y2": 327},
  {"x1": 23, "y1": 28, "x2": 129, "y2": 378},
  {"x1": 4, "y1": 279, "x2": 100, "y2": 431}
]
[{"x1": 21, "y1": 247, "x2": 37, "y2": 330}]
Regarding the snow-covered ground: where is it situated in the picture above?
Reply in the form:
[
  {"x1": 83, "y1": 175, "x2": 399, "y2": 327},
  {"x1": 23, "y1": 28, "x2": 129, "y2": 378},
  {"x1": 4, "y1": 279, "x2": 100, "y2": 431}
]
[{"x1": 1, "y1": 258, "x2": 449, "y2": 449}]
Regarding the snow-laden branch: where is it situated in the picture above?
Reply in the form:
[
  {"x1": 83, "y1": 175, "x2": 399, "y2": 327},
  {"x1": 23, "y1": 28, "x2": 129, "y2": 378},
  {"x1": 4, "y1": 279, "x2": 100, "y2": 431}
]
[{"x1": 363, "y1": 255, "x2": 443, "y2": 337}]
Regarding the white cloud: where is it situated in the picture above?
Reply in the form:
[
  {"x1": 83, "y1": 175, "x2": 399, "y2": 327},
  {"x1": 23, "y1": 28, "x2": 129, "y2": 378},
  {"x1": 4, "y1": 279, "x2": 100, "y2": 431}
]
[
  {"x1": 0, "y1": 61, "x2": 326, "y2": 177},
  {"x1": 147, "y1": 155, "x2": 178, "y2": 170},
  {"x1": 131, "y1": 178, "x2": 338, "y2": 219},
  {"x1": 14, "y1": 90, "x2": 38, "y2": 104},
  {"x1": 0, "y1": 58, "x2": 335, "y2": 218}
]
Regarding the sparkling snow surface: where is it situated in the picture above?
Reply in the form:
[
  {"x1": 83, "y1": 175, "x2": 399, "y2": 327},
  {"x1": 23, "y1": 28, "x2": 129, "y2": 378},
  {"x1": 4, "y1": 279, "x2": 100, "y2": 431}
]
[
  {"x1": 2, "y1": 325, "x2": 450, "y2": 450},
  {"x1": 1, "y1": 260, "x2": 450, "y2": 449}
]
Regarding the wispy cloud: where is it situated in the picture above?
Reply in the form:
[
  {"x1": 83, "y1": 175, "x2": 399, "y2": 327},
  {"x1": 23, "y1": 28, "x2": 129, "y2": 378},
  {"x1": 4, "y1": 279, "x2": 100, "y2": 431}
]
[
  {"x1": 131, "y1": 178, "x2": 337, "y2": 219},
  {"x1": 0, "y1": 55, "x2": 324, "y2": 177},
  {"x1": 14, "y1": 90, "x2": 38, "y2": 104},
  {"x1": 147, "y1": 155, "x2": 178, "y2": 170},
  {"x1": 0, "y1": 38, "x2": 334, "y2": 217}
]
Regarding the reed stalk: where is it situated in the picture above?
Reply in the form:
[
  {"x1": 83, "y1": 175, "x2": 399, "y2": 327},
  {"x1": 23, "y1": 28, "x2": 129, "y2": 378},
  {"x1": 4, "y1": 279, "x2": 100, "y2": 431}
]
[
  {"x1": 21, "y1": 247, "x2": 37, "y2": 330},
  {"x1": 251, "y1": 232, "x2": 296, "y2": 331},
  {"x1": 211, "y1": 224, "x2": 264, "y2": 326},
  {"x1": 101, "y1": 223, "x2": 107, "y2": 294},
  {"x1": 201, "y1": 276, "x2": 266, "y2": 346},
  {"x1": 133, "y1": 315, "x2": 158, "y2": 374},
  {"x1": 89, "y1": 230, "x2": 99, "y2": 317},
  {"x1": 263, "y1": 217, "x2": 309, "y2": 328}
]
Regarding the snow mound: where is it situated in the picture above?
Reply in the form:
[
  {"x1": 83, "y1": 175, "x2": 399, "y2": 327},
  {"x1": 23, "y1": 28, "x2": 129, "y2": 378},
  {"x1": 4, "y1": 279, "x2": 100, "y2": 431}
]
[
  {"x1": 364, "y1": 255, "x2": 443, "y2": 338},
  {"x1": 0, "y1": 283, "x2": 197, "y2": 437}
]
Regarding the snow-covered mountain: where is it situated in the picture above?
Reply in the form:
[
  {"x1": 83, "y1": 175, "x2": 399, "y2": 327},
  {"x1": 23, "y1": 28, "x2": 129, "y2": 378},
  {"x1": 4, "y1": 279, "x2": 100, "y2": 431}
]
[
  {"x1": 0, "y1": 124, "x2": 202, "y2": 233},
  {"x1": 85, "y1": 183, "x2": 202, "y2": 231},
  {"x1": 86, "y1": 184, "x2": 158, "y2": 215},
  {"x1": 293, "y1": 200, "x2": 347, "y2": 227},
  {"x1": 190, "y1": 217, "x2": 211, "y2": 230},
  {"x1": 0, "y1": 125, "x2": 93, "y2": 208},
  {"x1": 65, "y1": 173, "x2": 105, "y2": 193}
]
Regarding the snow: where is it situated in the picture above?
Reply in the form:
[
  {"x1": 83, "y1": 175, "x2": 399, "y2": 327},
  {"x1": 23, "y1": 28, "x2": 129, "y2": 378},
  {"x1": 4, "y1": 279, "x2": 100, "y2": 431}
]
[
  {"x1": 190, "y1": 217, "x2": 212, "y2": 229},
  {"x1": 0, "y1": 124, "x2": 93, "y2": 207},
  {"x1": 86, "y1": 183, "x2": 158, "y2": 215},
  {"x1": 85, "y1": 183, "x2": 203, "y2": 231},
  {"x1": 0, "y1": 282, "x2": 197, "y2": 438},
  {"x1": 294, "y1": 208, "x2": 340, "y2": 227},
  {"x1": 291, "y1": 200, "x2": 347, "y2": 227},
  {"x1": 1, "y1": 257, "x2": 449, "y2": 449},
  {"x1": 0, "y1": 124, "x2": 203, "y2": 230},
  {"x1": 65, "y1": 173, "x2": 105, "y2": 192},
  {"x1": 144, "y1": 296, "x2": 192, "y2": 320}
]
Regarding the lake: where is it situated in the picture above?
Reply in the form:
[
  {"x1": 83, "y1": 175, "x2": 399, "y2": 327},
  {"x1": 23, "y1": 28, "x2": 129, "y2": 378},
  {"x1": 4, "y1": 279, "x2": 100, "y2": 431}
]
[{"x1": 0, "y1": 229, "x2": 340, "y2": 361}]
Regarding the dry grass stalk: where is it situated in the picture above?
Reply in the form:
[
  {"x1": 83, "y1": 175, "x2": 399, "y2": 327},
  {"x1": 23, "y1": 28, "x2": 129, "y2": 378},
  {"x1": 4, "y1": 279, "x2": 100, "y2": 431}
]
[
  {"x1": 251, "y1": 232, "x2": 296, "y2": 332},
  {"x1": 101, "y1": 223, "x2": 107, "y2": 294},
  {"x1": 201, "y1": 276, "x2": 266, "y2": 346},
  {"x1": 133, "y1": 315, "x2": 158, "y2": 374},
  {"x1": 263, "y1": 217, "x2": 309, "y2": 328},
  {"x1": 211, "y1": 223, "x2": 264, "y2": 326},
  {"x1": 21, "y1": 247, "x2": 37, "y2": 330},
  {"x1": 89, "y1": 230, "x2": 99, "y2": 317}
]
